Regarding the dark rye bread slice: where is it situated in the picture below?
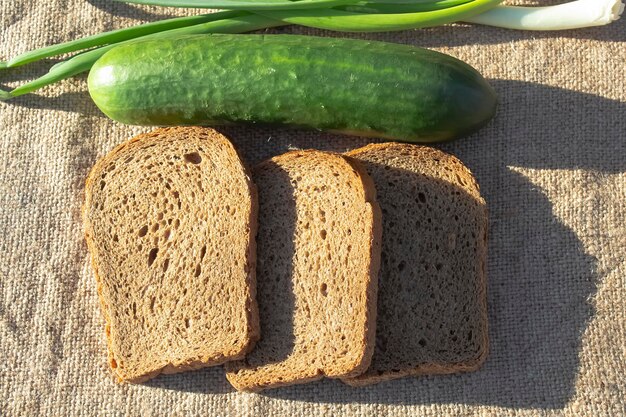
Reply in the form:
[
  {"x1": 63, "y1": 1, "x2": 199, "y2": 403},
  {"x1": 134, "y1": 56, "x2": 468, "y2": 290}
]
[
  {"x1": 83, "y1": 127, "x2": 259, "y2": 383},
  {"x1": 343, "y1": 143, "x2": 488, "y2": 386},
  {"x1": 225, "y1": 150, "x2": 382, "y2": 391}
]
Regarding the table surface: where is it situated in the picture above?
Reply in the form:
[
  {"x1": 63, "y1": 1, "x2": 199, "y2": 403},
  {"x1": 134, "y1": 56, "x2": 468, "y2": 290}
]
[{"x1": 1, "y1": 1, "x2": 625, "y2": 416}]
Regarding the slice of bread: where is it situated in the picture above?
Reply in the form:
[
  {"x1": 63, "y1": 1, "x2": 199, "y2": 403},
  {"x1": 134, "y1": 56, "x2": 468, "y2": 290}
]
[
  {"x1": 83, "y1": 127, "x2": 259, "y2": 383},
  {"x1": 225, "y1": 150, "x2": 382, "y2": 391},
  {"x1": 343, "y1": 143, "x2": 488, "y2": 386}
]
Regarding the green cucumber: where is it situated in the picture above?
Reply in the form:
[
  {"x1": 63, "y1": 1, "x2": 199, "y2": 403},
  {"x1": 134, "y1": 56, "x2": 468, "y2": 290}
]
[{"x1": 88, "y1": 34, "x2": 497, "y2": 142}]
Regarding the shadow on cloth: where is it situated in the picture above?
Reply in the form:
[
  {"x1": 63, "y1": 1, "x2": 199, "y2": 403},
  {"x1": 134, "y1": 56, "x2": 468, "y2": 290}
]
[
  {"x1": 4, "y1": 91, "x2": 101, "y2": 114},
  {"x1": 84, "y1": 0, "x2": 175, "y2": 22},
  {"x1": 144, "y1": 366, "x2": 234, "y2": 394}
]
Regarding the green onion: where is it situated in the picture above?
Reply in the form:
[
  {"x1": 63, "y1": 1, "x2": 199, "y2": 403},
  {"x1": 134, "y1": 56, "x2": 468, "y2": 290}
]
[
  {"x1": 254, "y1": 0, "x2": 503, "y2": 32},
  {"x1": 1, "y1": 13, "x2": 283, "y2": 100},
  {"x1": 464, "y1": 0, "x2": 624, "y2": 30},
  {"x1": 0, "y1": 11, "x2": 242, "y2": 70},
  {"x1": 114, "y1": 0, "x2": 362, "y2": 11}
]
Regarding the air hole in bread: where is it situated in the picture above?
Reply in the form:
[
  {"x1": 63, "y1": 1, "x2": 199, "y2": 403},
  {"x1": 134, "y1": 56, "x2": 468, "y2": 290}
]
[
  {"x1": 320, "y1": 230, "x2": 327, "y2": 240},
  {"x1": 100, "y1": 180, "x2": 106, "y2": 190},
  {"x1": 183, "y1": 152, "x2": 202, "y2": 164},
  {"x1": 320, "y1": 283, "x2": 328, "y2": 296},
  {"x1": 194, "y1": 264, "x2": 202, "y2": 277},
  {"x1": 147, "y1": 248, "x2": 158, "y2": 266},
  {"x1": 418, "y1": 192, "x2": 426, "y2": 203},
  {"x1": 419, "y1": 339, "x2": 427, "y2": 347},
  {"x1": 138, "y1": 225, "x2": 148, "y2": 237},
  {"x1": 162, "y1": 258, "x2": 170, "y2": 272}
]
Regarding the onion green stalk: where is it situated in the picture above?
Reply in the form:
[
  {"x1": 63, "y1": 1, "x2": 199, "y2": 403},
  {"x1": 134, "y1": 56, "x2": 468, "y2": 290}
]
[
  {"x1": 464, "y1": 0, "x2": 624, "y2": 30},
  {"x1": 0, "y1": 11, "x2": 241, "y2": 70},
  {"x1": 253, "y1": 0, "x2": 503, "y2": 31},
  {"x1": 1, "y1": 13, "x2": 283, "y2": 100}
]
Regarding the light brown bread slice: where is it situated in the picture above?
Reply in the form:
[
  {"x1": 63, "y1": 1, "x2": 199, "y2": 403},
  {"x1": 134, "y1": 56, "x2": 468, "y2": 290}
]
[
  {"x1": 343, "y1": 143, "x2": 488, "y2": 386},
  {"x1": 83, "y1": 127, "x2": 259, "y2": 383},
  {"x1": 225, "y1": 150, "x2": 382, "y2": 391}
]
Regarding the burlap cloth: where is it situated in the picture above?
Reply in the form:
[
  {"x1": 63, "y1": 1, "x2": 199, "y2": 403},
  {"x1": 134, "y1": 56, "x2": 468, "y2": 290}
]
[{"x1": 1, "y1": 0, "x2": 625, "y2": 415}]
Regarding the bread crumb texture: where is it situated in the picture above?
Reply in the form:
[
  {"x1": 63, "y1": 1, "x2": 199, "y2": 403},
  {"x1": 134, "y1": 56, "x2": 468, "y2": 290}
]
[
  {"x1": 225, "y1": 150, "x2": 381, "y2": 391},
  {"x1": 83, "y1": 127, "x2": 259, "y2": 383},
  {"x1": 344, "y1": 143, "x2": 488, "y2": 386}
]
